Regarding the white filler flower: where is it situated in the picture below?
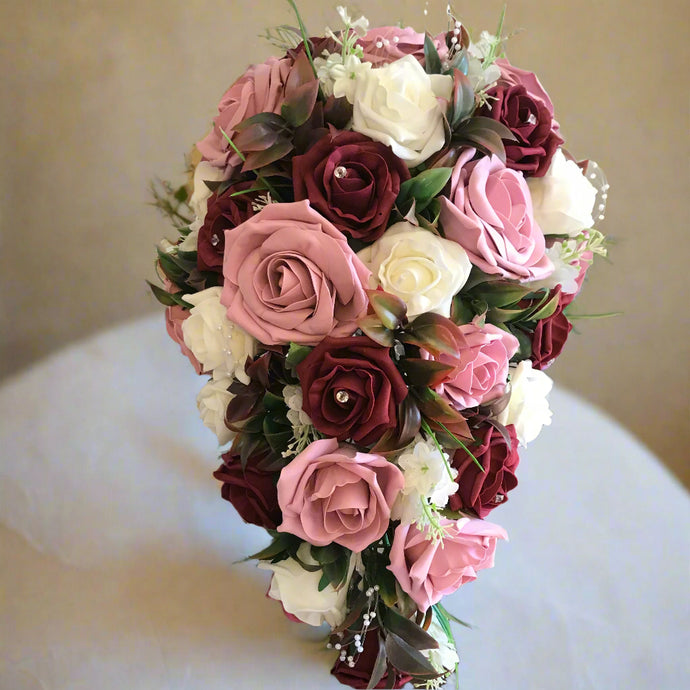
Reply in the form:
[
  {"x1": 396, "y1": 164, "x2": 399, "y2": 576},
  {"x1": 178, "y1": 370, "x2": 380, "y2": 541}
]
[{"x1": 392, "y1": 437, "x2": 458, "y2": 526}]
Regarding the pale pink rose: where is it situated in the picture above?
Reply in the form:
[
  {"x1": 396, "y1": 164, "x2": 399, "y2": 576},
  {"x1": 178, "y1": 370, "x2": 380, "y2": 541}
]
[
  {"x1": 276, "y1": 438, "x2": 404, "y2": 553},
  {"x1": 440, "y1": 148, "x2": 553, "y2": 281},
  {"x1": 388, "y1": 517, "x2": 507, "y2": 612},
  {"x1": 165, "y1": 305, "x2": 204, "y2": 374},
  {"x1": 427, "y1": 318, "x2": 519, "y2": 410},
  {"x1": 221, "y1": 200, "x2": 371, "y2": 346},
  {"x1": 196, "y1": 56, "x2": 293, "y2": 174},
  {"x1": 357, "y1": 26, "x2": 427, "y2": 66}
]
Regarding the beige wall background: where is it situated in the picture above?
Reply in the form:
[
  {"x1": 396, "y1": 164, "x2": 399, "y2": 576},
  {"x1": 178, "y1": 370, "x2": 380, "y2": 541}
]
[{"x1": 1, "y1": 0, "x2": 688, "y2": 485}]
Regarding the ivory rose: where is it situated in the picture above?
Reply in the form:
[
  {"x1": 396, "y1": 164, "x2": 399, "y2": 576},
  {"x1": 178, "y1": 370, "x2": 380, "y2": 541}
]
[
  {"x1": 196, "y1": 374, "x2": 236, "y2": 445},
  {"x1": 276, "y1": 438, "x2": 404, "y2": 552},
  {"x1": 358, "y1": 222, "x2": 471, "y2": 319},
  {"x1": 527, "y1": 149, "x2": 597, "y2": 236},
  {"x1": 338, "y1": 55, "x2": 453, "y2": 167},
  {"x1": 220, "y1": 201, "x2": 371, "y2": 346},
  {"x1": 258, "y1": 542, "x2": 354, "y2": 627},
  {"x1": 388, "y1": 517, "x2": 507, "y2": 612},
  {"x1": 440, "y1": 148, "x2": 553, "y2": 281},
  {"x1": 181, "y1": 287, "x2": 256, "y2": 383}
]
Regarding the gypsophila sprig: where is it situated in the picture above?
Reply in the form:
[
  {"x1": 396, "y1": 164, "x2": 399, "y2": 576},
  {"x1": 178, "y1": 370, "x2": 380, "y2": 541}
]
[{"x1": 149, "y1": 3, "x2": 612, "y2": 687}]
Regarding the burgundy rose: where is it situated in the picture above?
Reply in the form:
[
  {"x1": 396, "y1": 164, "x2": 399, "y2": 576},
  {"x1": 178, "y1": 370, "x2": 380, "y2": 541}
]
[
  {"x1": 197, "y1": 183, "x2": 257, "y2": 272},
  {"x1": 296, "y1": 336, "x2": 408, "y2": 446},
  {"x1": 449, "y1": 424, "x2": 519, "y2": 518},
  {"x1": 292, "y1": 130, "x2": 409, "y2": 242},
  {"x1": 480, "y1": 59, "x2": 563, "y2": 177},
  {"x1": 331, "y1": 629, "x2": 412, "y2": 689},
  {"x1": 530, "y1": 286, "x2": 572, "y2": 370},
  {"x1": 213, "y1": 449, "x2": 281, "y2": 529}
]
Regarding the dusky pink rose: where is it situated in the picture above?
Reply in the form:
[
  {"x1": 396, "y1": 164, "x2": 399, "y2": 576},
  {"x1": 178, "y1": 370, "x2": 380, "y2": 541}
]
[
  {"x1": 165, "y1": 305, "x2": 204, "y2": 374},
  {"x1": 357, "y1": 26, "x2": 427, "y2": 66},
  {"x1": 426, "y1": 318, "x2": 519, "y2": 410},
  {"x1": 388, "y1": 517, "x2": 507, "y2": 612},
  {"x1": 276, "y1": 438, "x2": 404, "y2": 552},
  {"x1": 440, "y1": 148, "x2": 553, "y2": 281},
  {"x1": 162, "y1": 279, "x2": 204, "y2": 374},
  {"x1": 220, "y1": 200, "x2": 371, "y2": 345},
  {"x1": 196, "y1": 56, "x2": 293, "y2": 174}
]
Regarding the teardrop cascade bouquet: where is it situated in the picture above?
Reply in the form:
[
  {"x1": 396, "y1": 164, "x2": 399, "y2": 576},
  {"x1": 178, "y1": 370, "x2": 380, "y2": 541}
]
[{"x1": 149, "y1": 5, "x2": 610, "y2": 688}]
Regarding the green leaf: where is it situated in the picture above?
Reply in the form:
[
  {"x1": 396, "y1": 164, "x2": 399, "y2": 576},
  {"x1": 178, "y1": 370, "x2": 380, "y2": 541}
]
[
  {"x1": 384, "y1": 632, "x2": 439, "y2": 677},
  {"x1": 528, "y1": 290, "x2": 561, "y2": 321},
  {"x1": 402, "y1": 312, "x2": 459, "y2": 356},
  {"x1": 310, "y1": 543, "x2": 342, "y2": 565},
  {"x1": 398, "y1": 359, "x2": 454, "y2": 387},
  {"x1": 246, "y1": 532, "x2": 299, "y2": 561},
  {"x1": 367, "y1": 289, "x2": 408, "y2": 330},
  {"x1": 380, "y1": 607, "x2": 439, "y2": 651},
  {"x1": 147, "y1": 281, "x2": 188, "y2": 307},
  {"x1": 281, "y1": 80, "x2": 320, "y2": 127},
  {"x1": 423, "y1": 33, "x2": 442, "y2": 75},
  {"x1": 450, "y1": 69, "x2": 475, "y2": 128},
  {"x1": 434, "y1": 603, "x2": 472, "y2": 629},
  {"x1": 398, "y1": 168, "x2": 452, "y2": 214},
  {"x1": 322, "y1": 557, "x2": 349, "y2": 588},
  {"x1": 359, "y1": 315, "x2": 394, "y2": 347},
  {"x1": 234, "y1": 112, "x2": 287, "y2": 132},
  {"x1": 242, "y1": 138, "x2": 294, "y2": 172},
  {"x1": 285, "y1": 342, "x2": 312, "y2": 370},
  {"x1": 318, "y1": 572, "x2": 331, "y2": 592},
  {"x1": 367, "y1": 635, "x2": 388, "y2": 690},
  {"x1": 233, "y1": 122, "x2": 283, "y2": 152}
]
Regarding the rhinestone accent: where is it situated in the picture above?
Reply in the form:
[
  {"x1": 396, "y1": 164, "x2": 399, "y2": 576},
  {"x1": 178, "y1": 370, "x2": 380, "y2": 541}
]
[
  {"x1": 335, "y1": 390, "x2": 350, "y2": 404},
  {"x1": 210, "y1": 233, "x2": 221, "y2": 247},
  {"x1": 334, "y1": 166, "x2": 348, "y2": 179}
]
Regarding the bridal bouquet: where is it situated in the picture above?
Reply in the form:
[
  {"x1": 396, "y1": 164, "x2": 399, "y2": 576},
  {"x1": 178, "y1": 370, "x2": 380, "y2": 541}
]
[{"x1": 150, "y1": 4, "x2": 609, "y2": 687}]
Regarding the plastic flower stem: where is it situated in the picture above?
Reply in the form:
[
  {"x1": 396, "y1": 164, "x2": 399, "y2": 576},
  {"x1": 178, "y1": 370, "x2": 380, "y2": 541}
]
[
  {"x1": 420, "y1": 419, "x2": 457, "y2": 482},
  {"x1": 435, "y1": 421, "x2": 485, "y2": 473},
  {"x1": 286, "y1": 0, "x2": 317, "y2": 78},
  {"x1": 219, "y1": 126, "x2": 283, "y2": 202}
]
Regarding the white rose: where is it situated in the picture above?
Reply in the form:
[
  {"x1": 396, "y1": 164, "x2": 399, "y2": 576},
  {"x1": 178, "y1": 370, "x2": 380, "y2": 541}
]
[
  {"x1": 258, "y1": 543, "x2": 353, "y2": 628},
  {"x1": 497, "y1": 360, "x2": 553, "y2": 446},
  {"x1": 197, "y1": 374, "x2": 236, "y2": 445},
  {"x1": 358, "y1": 222, "x2": 471, "y2": 319},
  {"x1": 339, "y1": 54, "x2": 453, "y2": 167},
  {"x1": 527, "y1": 149, "x2": 597, "y2": 237},
  {"x1": 181, "y1": 287, "x2": 256, "y2": 383},
  {"x1": 178, "y1": 162, "x2": 226, "y2": 252}
]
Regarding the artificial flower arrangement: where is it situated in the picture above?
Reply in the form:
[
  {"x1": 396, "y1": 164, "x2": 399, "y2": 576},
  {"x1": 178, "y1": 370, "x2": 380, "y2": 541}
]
[{"x1": 150, "y1": 4, "x2": 609, "y2": 688}]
